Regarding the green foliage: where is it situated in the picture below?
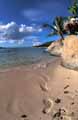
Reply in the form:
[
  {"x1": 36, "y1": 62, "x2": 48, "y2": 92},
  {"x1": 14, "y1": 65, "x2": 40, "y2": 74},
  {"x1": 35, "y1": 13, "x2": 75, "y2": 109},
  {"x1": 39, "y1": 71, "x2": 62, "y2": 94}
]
[
  {"x1": 68, "y1": 0, "x2": 78, "y2": 17},
  {"x1": 43, "y1": 16, "x2": 65, "y2": 41}
]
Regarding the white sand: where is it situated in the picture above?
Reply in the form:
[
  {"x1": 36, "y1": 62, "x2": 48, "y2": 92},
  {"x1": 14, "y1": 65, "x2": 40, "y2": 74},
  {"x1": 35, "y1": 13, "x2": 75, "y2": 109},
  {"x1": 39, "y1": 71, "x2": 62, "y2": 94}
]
[{"x1": 0, "y1": 57, "x2": 78, "y2": 119}]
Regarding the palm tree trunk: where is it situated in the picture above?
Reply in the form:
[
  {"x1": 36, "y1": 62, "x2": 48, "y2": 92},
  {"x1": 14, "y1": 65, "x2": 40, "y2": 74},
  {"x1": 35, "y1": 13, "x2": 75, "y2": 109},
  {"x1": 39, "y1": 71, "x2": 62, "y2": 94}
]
[
  {"x1": 60, "y1": 32, "x2": 64, "y2": 40},
  {"x1": 59, "y1": 32, "x2": 64, "y2": 45}
]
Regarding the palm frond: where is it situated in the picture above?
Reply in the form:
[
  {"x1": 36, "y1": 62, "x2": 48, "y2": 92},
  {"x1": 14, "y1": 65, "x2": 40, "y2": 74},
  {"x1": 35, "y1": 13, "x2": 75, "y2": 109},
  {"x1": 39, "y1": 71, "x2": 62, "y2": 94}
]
[
  {"x1": 68, "y1": 0, "x2": 78, "y2": 17},
  {"x1": 43, "y1": 23, "x2": 57, "y2": 31},
  {"x1": 47, "y1": 32, "x2": 57, "y2": 37}
]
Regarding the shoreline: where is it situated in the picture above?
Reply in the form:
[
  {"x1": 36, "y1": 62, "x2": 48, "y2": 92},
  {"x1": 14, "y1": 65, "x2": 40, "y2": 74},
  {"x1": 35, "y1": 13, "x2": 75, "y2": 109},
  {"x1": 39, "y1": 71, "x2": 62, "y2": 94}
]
[
  {"x1": 0, "y1": 55, "x2": 58, "y2": 72},
  {"x1": 0, "y1": 57, "x2": 78, "y2": 119}
]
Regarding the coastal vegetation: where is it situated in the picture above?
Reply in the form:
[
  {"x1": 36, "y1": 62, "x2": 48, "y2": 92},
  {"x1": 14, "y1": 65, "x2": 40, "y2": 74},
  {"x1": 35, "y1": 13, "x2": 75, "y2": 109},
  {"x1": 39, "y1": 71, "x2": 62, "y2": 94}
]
[
  {"x1": 42, "y1": 0, "x2": 78, "y2": 70},
  {"x1": 43, "y1": 0, "x2": 78, "y2": 45},
  {"x1": 43, "y1": 16, "x2": 65, "y2": 44},
  {"x1": 68, "y1": 0, "x2": 78, "y2": 18},
  {"x1": 64, "y1": 0, "x2": 78, "y2": 34},
  {"x1": 34, "y1": 0, "x2": 78, "y2": 48},
  {"x1": 34, "y1": 41, "x2": 53, "y2": 47}
]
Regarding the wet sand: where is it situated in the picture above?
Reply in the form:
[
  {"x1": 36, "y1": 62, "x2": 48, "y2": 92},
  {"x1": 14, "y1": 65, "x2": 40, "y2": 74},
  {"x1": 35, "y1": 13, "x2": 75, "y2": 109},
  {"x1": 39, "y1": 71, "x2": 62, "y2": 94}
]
[{"x1": 0, "y1": 57, "x2": 78, "y2": 120}]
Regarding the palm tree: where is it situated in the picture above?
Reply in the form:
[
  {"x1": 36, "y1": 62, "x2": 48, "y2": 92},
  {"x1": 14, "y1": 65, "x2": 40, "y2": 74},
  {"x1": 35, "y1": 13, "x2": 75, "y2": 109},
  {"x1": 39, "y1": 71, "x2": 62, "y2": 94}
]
[
  {"x1": 43, "y1": 16, "x2": 65, "y2": 44},
  {"x1": 68, "y1": 0, "x2": 78, "y2": 18}
]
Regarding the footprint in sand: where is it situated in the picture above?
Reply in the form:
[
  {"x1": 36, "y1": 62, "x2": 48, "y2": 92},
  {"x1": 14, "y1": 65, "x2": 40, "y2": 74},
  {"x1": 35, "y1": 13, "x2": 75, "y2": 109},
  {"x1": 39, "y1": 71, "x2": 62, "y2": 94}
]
[
  {"x1": 55, "y1": 98, "x2": 61, "y2": 104},
  {"x1": 42, "y1": 98, "x2": 54, "y2": 114},
  {"x1": 60, "y1": 116, "x2": 72, "y2": 120},
  {"x1": 40, "y1": 81, "x2": 48, "y2": 92},
  {"x1": 21, "y1": 114, "x2": 27, "y2": 118},
  {"x1": 64, "y1": 85, "x2": 70, "y2": 89},
  {"x1": 53, "y1": 108, "x2": 71, "y2": 120},
  {"x1": 64, "y1": 91, "x2": 69, "y2": 94},
  {"x1": 21, "y1": 114, "x2": 29, "y2": 120}
]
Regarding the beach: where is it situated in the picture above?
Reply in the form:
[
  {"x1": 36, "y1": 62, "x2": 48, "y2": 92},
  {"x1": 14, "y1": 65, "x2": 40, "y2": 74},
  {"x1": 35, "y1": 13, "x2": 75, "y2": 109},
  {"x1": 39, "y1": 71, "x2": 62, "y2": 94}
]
[
  {"x1": 0, "y1": 0, "x2": 78, "y2": 119},
  {"x1": 0, "y1": 55, "x2": 78, "y2": 120}
]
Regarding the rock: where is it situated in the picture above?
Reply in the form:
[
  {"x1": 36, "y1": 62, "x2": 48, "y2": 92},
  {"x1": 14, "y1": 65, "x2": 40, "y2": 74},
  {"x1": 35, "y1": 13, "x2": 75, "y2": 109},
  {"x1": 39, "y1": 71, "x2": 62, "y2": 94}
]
[
  {"x1": 47, "y1": 35, "x2": 78, "y2": 70},
  {"x1": 42, "y1": 98, "x2": 54, "y2": 114},
  {"x1": 47, "y1": 39, "x2": 63, "y2": 56},
  {"x1": 61, "y1": 35, "x2": 78, "y2": 70}
]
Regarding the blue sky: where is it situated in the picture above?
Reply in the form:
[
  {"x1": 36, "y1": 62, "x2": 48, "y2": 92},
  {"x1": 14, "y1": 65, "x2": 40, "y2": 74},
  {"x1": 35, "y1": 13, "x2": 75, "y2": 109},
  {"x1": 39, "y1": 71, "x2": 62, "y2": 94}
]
[{"x1": 0, "y1": 0, "x2": 72, "y2": 47}]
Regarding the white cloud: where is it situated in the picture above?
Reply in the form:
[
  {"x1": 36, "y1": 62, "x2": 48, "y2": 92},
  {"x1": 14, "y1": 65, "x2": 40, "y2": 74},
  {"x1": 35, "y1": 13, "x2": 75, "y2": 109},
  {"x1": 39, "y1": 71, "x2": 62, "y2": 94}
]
[
  {"x1": 0, "y1": 40, "x2": 6, "y2": 43},
  {"x1": 19, "y1": 24, "x2": 42, "y2": 33},
  {"x1": 0, "y1": 22, "x2": 42, "y2": 43}
]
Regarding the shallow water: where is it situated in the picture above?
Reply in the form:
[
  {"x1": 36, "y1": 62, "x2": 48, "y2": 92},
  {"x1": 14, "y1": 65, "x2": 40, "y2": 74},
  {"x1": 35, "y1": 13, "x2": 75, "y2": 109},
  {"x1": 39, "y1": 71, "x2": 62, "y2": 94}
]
[{"x1": 0, "y1": 47, "x2": 54, "y2": 69}]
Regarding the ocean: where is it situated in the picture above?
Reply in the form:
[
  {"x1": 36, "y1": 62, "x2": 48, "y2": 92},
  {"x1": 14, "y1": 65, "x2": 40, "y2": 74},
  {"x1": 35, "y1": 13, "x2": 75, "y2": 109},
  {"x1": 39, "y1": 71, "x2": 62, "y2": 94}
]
[{"x1": 0, "y1": 47, "x2": 54, "y2": 69}]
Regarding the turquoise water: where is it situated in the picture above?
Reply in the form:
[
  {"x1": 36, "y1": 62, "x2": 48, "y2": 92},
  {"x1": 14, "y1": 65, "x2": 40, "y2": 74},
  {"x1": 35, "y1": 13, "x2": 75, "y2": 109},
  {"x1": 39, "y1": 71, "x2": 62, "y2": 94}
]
[{"x1": 0, "y1": 47, "x2": 54, "y2": 68}]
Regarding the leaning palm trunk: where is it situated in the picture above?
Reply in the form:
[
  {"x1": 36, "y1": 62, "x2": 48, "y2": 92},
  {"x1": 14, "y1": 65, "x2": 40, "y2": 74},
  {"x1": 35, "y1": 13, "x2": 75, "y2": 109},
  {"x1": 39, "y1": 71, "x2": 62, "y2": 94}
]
[
  {"x1": 58, "y1": 30, "x2": 64, "y2": 45},
  {"x1": 55, "y1": 17, "x2": 64, "y2": 44},
  {"x1": 59, "y1": 31, "x2": 64, "y2": 40},
  {"x1": 57, "y1": 28, "x2": 64, "y2": 40}
]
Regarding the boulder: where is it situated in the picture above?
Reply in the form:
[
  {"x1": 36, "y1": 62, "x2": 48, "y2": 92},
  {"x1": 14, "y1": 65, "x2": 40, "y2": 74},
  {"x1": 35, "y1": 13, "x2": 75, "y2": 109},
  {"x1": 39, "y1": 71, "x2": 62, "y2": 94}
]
[
  {"x1": 47, "y1": 39, "x2": 63, "y2": 56},
  {"x1": 47, "y1": 35, "x2": 78, "y2": 70},
  {"x1": 61, "y1": 35, "x2": 78, "y2": 70}
]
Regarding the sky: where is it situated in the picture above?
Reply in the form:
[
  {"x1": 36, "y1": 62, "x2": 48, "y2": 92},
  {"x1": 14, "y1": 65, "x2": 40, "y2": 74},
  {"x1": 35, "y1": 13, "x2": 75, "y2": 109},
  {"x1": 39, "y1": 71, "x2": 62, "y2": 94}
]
[{"x1": 0, "y1": 0, "x2": 73, "y2": 47}]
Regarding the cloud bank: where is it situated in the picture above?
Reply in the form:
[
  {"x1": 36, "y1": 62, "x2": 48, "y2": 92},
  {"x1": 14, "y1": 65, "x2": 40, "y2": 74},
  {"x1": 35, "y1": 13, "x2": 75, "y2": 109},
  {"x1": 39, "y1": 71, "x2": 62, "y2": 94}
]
[{"x1": 0, "y1": 22, "x2": 42, "y2": 43}]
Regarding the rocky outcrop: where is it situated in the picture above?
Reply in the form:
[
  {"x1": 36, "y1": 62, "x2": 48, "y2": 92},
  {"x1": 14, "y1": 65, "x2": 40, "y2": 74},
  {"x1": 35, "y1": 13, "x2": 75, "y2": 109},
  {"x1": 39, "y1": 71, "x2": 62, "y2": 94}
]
[
  {"x1": 61, "y1": 35, "x2": 78, "y2": 70},
  {"x1": 47, "y1": 39, "x2": 63, "y2": 56},
  {"x1": 47, "y1": 35, "x2": 78, "y2": 70}
]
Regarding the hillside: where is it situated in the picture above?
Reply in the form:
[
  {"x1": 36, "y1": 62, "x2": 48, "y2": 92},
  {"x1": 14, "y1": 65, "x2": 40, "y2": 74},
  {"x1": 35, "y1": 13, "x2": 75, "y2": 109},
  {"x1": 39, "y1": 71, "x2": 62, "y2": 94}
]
[{"x1": 34, "y1": 41, "x2": 53, "y2": 47}]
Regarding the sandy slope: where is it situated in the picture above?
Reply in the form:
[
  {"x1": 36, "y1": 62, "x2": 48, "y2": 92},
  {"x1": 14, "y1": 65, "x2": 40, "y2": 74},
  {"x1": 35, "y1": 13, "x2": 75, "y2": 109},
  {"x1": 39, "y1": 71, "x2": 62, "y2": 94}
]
[{"x1": 0, "y1": 58, "x2": 78, "y2": 120}]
